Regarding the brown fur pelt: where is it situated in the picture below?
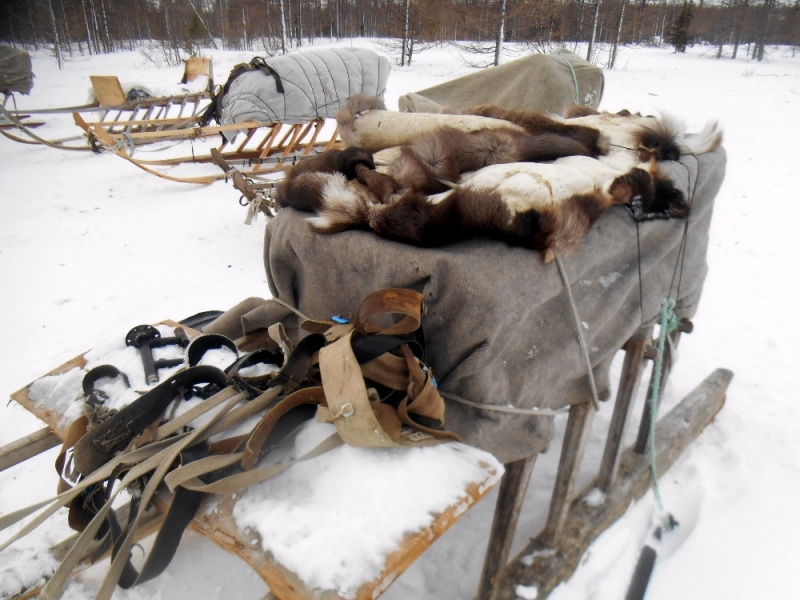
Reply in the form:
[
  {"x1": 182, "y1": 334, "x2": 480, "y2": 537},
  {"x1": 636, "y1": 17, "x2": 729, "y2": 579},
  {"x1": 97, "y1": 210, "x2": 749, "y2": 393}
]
[{"x1": 277, "y1": 97, "x2": 722, "y2": 260}]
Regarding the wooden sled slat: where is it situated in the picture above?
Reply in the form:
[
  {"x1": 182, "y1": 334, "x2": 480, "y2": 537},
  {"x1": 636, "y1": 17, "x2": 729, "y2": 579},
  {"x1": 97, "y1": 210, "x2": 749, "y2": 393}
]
[
  {"x1": 90, "y1": 75, "x2": 127, "y2": 108},
  {"x1": 78, "y1": 112, "x2": 341, "y2": 184}
]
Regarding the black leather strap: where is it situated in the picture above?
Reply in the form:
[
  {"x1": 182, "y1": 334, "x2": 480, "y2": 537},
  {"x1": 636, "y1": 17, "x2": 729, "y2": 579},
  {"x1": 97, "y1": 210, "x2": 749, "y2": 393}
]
[{"x1": 73, "y1": 366, "x2": 228, "y2": 476}]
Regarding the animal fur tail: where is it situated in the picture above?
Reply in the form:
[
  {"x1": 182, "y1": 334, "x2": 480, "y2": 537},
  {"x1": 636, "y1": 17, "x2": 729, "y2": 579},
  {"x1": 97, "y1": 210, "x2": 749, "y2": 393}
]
[
  {"x1": 306, "y1": 173, "x2": 376, "y2": 233},
  {"x1": 635, "y1": 113, "x2": 722, "y2": 161},
  {"x1": 336, "y1": 94, "x2": 387, "y2": 148}
]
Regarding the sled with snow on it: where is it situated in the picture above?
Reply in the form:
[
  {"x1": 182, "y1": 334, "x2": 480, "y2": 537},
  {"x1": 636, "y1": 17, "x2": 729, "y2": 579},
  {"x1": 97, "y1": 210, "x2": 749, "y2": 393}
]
[
  {"x1": 2, "y1": 292, "x2": 503, "y2": 600},
  {"x1": 80, "y1": 48, "x2": 389, "y2": 185}
]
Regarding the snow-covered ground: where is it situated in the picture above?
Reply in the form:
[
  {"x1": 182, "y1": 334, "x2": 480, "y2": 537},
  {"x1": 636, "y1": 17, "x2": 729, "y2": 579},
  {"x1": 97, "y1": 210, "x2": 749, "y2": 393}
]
[{"x1": 1, "y1": 40, "x2": 799, "y2": 599}]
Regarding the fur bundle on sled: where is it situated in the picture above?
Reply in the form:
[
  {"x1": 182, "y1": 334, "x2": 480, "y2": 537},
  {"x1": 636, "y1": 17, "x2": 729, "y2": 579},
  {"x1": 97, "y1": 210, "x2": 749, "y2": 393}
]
[{"x1": 277, "y1": 95, "x2": 722, "y2": 260}]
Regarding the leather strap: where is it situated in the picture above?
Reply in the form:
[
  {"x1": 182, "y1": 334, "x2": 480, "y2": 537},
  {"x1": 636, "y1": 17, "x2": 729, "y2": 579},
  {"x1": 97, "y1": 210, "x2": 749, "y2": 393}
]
[
  {"x1": 72, "y1": 366, "x2": 228, "y2": 476},
  {"x1": 354, "y1": 288, "x2": 423, "y2": 335}
]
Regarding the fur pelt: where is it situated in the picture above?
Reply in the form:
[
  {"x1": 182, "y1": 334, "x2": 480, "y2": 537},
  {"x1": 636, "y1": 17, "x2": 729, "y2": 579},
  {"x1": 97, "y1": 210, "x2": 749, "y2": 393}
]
[{"x1": 277, "y1": 97, "x2": 722, "y2": 260}]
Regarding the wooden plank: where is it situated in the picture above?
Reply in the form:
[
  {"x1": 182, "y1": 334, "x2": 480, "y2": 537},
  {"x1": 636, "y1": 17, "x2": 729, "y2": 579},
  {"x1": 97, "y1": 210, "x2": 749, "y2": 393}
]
[
  {"x1": 0, "y1": 427, "x2": 60, "y2": 472},
  {"x1": 84, "y1": 116, "x2": 203, "y2": 128},
  {"x1": 90, "y1": 76, "x2": 127, "y2": 108},
  {"x1": 300, "y1": 120, "x2": 325, "y2": 155},
  {"x1": 105, "y1": 120, "x2": 262, "y2": 141},
  {"x1": 496, "y1": 368, "x2": 733, "y2": 600},
  {"x1": 540, "y1": 401, "x2": 596, "y2": 546},
  {"x1": 634, "y1": 329, "x2": 681, "y2": 454},
  {"x1": 597, "y1": 326, "x2": 653, "y2": 491},
  {"x1": 477, "y1": 455, "x2": 537, "y2": 600},
  {"x1": 190, "y1": 469, "x2": 501, "y2": 600}
]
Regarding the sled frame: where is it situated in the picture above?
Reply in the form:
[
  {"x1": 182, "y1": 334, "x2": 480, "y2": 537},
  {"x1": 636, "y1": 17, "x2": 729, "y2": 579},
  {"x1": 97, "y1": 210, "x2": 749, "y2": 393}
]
[
  {"x1": 77, "y1": 114, "x2": 341, "y2": 185},
  {"x1": 476, "y1": 324, "x2": 733, "y2": 600},
  {"x1": 0, "y1": 77, "x2": 212, "y2": 150}
]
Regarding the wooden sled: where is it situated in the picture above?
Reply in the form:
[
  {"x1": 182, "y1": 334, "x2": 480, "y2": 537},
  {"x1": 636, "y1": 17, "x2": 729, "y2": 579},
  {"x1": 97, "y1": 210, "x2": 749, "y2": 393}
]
[
  {"x1": 4, "y1": 319, "x2": 500, "y2": 600},
  {"x1": 476, "y1": 323, "x2": 733, "y2": 600},
  {"x1": 79, "y1": 112, "x2": 341, "y2": 185},
  {"x1": 0, "y1": 75, "x2": 211, "y2": 151},
  {"x1": 2, "y1": 313, "x2": 732, "y2": 600}
]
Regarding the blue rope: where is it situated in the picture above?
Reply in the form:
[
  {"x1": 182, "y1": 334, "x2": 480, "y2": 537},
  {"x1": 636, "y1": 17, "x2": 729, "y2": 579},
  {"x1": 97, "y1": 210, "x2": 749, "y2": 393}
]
[{"x1": 649, "y1": 298, "x2": 679, "y2": 528}]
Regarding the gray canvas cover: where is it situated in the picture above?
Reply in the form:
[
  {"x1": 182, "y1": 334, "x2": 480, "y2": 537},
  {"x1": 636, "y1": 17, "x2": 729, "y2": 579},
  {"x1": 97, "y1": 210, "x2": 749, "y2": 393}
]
[
  {"x1": 0, "y1": 45, "x2": 34, "y2": 95},
  {"x1": 208, "y1": 148, "x2": 725, "y2": 463},
  {"x1": 398, "y1": 48, "x2": 603, "y2": 116},
  {"x1": 221, "y1": 48, "x2": 390, "y2": 126}
]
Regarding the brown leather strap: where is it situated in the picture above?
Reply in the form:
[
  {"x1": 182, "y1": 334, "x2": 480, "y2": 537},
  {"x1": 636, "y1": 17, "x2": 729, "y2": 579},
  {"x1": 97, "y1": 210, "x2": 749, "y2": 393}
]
[
  {"x1": 242, "y1": 387, "x2": 327, "y2": 470},
  {"x1": 354, "y1": 288, "x2": 423, "y2": 335}
]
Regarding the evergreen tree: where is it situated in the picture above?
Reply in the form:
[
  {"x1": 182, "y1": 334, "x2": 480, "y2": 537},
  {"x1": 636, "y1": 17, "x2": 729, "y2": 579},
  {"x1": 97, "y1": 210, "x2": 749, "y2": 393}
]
[{"x1": 668, "y1": 1, "x2": 695, "y2": 52}]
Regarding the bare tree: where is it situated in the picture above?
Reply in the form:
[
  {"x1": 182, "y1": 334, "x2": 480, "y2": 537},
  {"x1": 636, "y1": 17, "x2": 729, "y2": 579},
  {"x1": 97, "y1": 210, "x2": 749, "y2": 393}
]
[
  {"x1": 45, "y1": 0, "x2": 63, "y2": 68},
  {"x1": 494, "y1": 0, "x2": 507, "y2": 66}
]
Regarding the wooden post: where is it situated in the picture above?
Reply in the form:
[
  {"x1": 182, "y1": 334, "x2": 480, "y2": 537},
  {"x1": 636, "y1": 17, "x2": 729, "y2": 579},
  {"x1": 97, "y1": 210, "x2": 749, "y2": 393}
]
[
  {"x1": 597, "y1": 326, "x2": 653, "y2": 490},
  {"x1": 634, "y1": 329, "x2": 681, "y2": 454},
  {"x1": 477, "y1": 454, "x2": 537, "y2": 600},
  {"x1": 540, "y1": 400, "x2": 596, "y2": 547},
  {"x1": 495, "y1": 368, "x2": 733, "y2": 600},
  {"x1": 0, "y1": 426, "x2": 60, "y2": 473}
]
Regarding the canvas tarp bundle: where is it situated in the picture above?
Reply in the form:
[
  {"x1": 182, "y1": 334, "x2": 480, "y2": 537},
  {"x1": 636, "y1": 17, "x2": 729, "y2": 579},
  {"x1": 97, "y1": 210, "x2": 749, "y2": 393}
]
[
  {"x1": 0, "y1": 45, "x2": 34, "y2": 95},
  {"x1": 398, "y1": 48, "x2": 603, "y2": 116},
  {"x1": 220, "y1": 48, "x2": 390, "y2": 126},
  {"x1": 209, "y1": 148, "x2": 725, "y2": 463}
]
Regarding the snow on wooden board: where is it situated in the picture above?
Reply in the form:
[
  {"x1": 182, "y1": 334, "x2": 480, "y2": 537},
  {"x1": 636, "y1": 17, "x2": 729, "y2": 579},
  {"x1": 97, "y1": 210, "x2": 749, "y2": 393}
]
[
  {"x1": 1, "y1": 39, "x2": 799, "y2": 600},
  {"x1": 6, "y1": 320, "x2": 502, "y2": 600}
]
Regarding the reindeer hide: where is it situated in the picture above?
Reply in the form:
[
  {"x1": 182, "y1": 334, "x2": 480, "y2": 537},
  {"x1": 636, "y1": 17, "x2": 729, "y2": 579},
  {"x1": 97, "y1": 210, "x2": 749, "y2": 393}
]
[{"x1": 279, "y1": 96, "x2": 721, "y2": 259}]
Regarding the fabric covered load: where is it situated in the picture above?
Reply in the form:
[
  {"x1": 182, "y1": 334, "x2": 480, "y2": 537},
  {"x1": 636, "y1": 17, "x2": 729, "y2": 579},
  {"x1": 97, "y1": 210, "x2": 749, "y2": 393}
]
[
  {"x1": 398, "y1": 49, "x2": 603, "y2": 116},
  {"x1": 0, "y1": 44, "x2": 34, "y2": 95},
  {"x1": 208, "y1": 145, "x2": 725, "y2": 463},
  {"x1": 220, "y1": 48, "x2": 390, "y2": 126}
]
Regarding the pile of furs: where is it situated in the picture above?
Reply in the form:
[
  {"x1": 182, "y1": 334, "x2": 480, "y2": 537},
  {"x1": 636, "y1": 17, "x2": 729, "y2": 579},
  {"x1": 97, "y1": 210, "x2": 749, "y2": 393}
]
[{"x1": 276, "y1": 95, "x2": 722, "y2": 260}]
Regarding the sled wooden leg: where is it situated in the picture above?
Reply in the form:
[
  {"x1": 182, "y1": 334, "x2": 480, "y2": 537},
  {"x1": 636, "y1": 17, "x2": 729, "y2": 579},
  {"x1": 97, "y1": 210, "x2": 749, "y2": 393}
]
[
  {"x1": 476, "y1": 454, "x2": 537, "y2": 600},
  {"x1": 494, "y1": 368, "x2": 733, "y2": 600},
  {"x1": 598, "y1": 326, "x2": 653, "y2": 490},
  {"x1": 540, "y1": 400, "x2": 596, "y2": 547},
  {"x1": 0, "y1": 426, "x2": 60, "y2": 473},
  {"x1": 634, "y1": 329, "x2": 681, "y2": 454}
]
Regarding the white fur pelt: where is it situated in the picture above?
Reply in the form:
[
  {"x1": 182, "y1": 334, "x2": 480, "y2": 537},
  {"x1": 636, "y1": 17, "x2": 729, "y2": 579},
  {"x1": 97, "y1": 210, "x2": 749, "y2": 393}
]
[{"x1": 278, "y1": 97, "x2": 722, "y2": 259}]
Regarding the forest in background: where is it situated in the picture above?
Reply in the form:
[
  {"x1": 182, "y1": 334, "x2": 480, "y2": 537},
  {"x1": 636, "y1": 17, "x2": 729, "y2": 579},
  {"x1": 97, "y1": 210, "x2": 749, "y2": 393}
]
[{"x1": 2, "y1": 0, "x2": 799, "y2": 70}]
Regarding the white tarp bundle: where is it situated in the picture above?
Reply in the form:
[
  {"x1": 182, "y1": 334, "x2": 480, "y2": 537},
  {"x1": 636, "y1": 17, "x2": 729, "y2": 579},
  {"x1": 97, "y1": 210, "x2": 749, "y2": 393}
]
[{"x1": 220, "y1": 48, "x2": 390, "y2": 126}]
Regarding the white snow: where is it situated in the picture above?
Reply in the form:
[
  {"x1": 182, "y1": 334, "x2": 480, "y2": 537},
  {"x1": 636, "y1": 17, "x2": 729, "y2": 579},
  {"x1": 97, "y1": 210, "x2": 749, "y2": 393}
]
[
  {"x1": 1, "y1": 39, "x2": 799, "y2": 600},
  {"x1": 234, "y1": 424, "x2": 503, "y2": 598},
  {"x1": 514, "y1": 584, "x2": 539, "y2": 599}
]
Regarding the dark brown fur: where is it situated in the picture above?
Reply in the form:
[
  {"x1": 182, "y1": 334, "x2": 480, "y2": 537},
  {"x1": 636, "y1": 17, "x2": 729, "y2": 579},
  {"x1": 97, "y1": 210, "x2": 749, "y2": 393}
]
[
  {"x1": 462, "y1": 104, "x2": 607, "y2": 157},
  {"x1": 285, "y1": 100, "x2": 691, "y2": 254},
  {"x1": 277, "y1": 147, "x2": 374, "y2": 211}
]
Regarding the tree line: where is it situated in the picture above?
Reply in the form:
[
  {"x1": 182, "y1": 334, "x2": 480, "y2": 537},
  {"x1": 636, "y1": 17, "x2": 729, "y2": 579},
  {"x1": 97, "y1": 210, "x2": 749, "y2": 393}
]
[{"x1": 2, "y1": 0, "x2": 798, "y2": 69}]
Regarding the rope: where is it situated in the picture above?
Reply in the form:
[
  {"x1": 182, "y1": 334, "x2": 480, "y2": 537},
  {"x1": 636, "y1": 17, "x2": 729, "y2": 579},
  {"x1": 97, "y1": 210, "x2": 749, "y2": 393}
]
[
  {"x1": 646, "y1": 156, "x2": 701, "y2": 529},
  {"x1": 441, "y1": 391, "x2": 568, "y2": 417},
  {"x1": 648, "y1": 298, "x2": 679, "y2": 529},
  {"x1": 270, "y1": 297, "x2": 314, "y2": 323},
  {"x1": 552, "y1": 249, "x2": 601, "y2": 411},
  {"x1": 559, "y1": 55, "x2": 581, "y2": 105}
]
